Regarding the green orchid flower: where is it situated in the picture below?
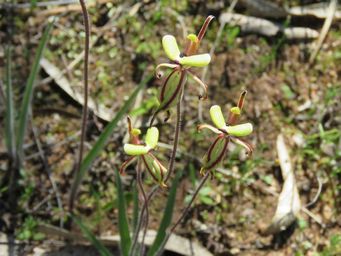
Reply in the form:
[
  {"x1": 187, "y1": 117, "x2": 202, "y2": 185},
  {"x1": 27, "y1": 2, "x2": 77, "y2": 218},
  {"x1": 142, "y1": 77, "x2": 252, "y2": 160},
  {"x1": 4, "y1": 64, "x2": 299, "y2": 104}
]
[
  {"x1": 198, "y1": 91, "x2": 254, "y2": 175},
  {"x1": 120, "y1": 117, "x2": 167, "y2": 188},
  {"x1": 150, "y1": 15, "x2": 215, "y2": 125}
]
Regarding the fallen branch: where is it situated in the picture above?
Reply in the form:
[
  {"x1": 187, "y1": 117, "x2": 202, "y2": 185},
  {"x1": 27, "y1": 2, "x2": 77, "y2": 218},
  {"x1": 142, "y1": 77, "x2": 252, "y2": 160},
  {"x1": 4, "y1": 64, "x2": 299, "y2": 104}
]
[
  {"x1": 309, "y1": 0, "x2": 338, "y2": 64},
  {"x1": 262, "y1": 134, "x2": 301, "y2": 236},
  {"x1": 219, "y1": 13, "x2": 319, "y2": 39}
]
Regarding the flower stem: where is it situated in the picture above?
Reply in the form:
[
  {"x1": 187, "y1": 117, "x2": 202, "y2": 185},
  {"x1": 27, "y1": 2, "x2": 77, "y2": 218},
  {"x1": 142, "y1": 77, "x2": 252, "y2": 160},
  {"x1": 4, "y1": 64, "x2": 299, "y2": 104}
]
[
  {"x1": 165, "y1": 100, "x2": 182, "y2": 182},
  {"x1": 129, "y1": 162, "x2": 149, "y2": 256},
  {"x1": 130, "y1": 99, "x2": 183, "y2": 255},
  {"x1": 138, "y1": 168, "x2": 149, "y2": 256},
  {"x1": 155, "y1": 172, "x2": 210, "y2": 256},
  {"x1": 70, "y1": 0, "x2": 90, "y2": 212}
]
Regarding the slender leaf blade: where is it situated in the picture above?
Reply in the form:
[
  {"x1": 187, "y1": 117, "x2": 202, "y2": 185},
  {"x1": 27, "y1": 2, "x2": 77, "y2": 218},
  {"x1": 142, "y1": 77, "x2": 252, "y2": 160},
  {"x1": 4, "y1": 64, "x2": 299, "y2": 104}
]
[
  {"x1": 16, "y1": 19, "x2": 55, "y2": 161},
  {"x1": 5, "y1": 46, "x2": 16, "y2": 157},
  {"x1": 72, "y1": 215, "x2": 112, "y2": 256},
  {"x1": 115, "y1": 168, "x2": 131, "y2": 256},
  {"x1": 70, "y1": 75, "x2": 151, "y2": 207},
  {"x1": 147, "y1": 171, "x2": 182, "y2": 256}
]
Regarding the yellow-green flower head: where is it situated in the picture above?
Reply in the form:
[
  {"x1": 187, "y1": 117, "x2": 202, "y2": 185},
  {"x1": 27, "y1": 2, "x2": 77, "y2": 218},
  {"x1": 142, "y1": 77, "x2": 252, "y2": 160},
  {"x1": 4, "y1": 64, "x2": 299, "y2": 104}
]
[
  {"x1": 121, "y1": 124, "x2": 167, "y2": 187},
  {"x1": 124, "y1": 127, "x2": 159, "y2": 156},
  {"x1": 162, "y1": 35, "x2": 211, "y2": 67},
  {"x1": 151, "y1": 16, "x2": 215, "y2": 126},
  {"x1": 198, "y1": 91, "x2": 254, "y2": 174},
  {"x1": 209, "y1": 105, "x2": 253, "y2": 137}
]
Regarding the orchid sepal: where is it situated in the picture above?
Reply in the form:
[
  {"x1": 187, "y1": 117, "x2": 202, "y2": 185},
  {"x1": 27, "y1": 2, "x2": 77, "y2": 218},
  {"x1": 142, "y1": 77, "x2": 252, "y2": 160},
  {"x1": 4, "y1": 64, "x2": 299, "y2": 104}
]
[
  {"x1": 231, "y1": 137, "x2": 254, "y2": 156},
  {"x1": 197, "y1": 124, "x2": 222, "y2": 134},
  {"x1": 225, "y1": 123, "x2": 253, "y2": 137},
  {"x1": 162, "y1": 35, "x2": 181, "y2": 61},
  {"x1": 124, "y1": 144, "x2": 150, "y2": 156},
  {"x1": 210, "y1": 105, "x2": 226, "y2": 129},
  {"x1": 179, "y1": 53, "x2": 211, "y2": 67},
  {"x1": 145, "y1": 127, "x2": 159, "y2": 149}
]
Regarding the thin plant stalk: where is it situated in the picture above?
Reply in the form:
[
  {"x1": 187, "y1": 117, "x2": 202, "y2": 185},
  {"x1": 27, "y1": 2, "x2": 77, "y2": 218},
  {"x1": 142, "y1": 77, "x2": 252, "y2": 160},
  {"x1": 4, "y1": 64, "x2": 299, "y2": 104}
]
[
  {"x1": 131, "y1": 99, "x2": 183, "y2": 254},
  {"x1": 155, "y1": 172, "x2": 210, "y2": 256},
  {"x1": 139, "y1": 168, "x2": 149, "y2": 256},
  {"x1": 165, "y1": 100, "x2": 182, "y2": 182},
  {"x1": 71, "y1": 0, "x2": 90, "y2": 212},
  {"x1": 129, "y1": 162, "x2": 149, "y2": 256}
]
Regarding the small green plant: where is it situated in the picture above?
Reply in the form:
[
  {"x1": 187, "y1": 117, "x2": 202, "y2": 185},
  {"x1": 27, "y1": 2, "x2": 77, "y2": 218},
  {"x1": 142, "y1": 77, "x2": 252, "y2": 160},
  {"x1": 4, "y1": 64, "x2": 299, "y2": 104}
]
[{"x1": 17, "y1": 216, "x2": 45, "y2": 241}]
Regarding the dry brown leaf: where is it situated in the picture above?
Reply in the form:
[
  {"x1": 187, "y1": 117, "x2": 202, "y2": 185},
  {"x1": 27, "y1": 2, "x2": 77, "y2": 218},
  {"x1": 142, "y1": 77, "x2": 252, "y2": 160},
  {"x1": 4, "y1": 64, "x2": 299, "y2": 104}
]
[{"x1": 40, "y1": 58, "x2": 113, "y2": 122}]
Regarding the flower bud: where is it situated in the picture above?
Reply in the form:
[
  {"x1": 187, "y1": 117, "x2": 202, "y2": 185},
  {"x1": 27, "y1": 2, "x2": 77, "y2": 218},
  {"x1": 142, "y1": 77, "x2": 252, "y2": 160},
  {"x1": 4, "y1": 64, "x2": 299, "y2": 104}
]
[
  {"x1": 226, "y1": 123, "x2": 253, "y2": 137},
  {"x1": 201, "y1": 136, "x2": 229, "y2": 174}
]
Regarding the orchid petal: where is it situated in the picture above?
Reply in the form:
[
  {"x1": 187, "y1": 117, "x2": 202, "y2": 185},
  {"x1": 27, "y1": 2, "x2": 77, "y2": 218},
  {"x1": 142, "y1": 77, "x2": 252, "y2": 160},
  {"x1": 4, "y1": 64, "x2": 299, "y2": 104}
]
[
  {"x1": 210, "y1": 105, "x2": 226, "y2": 129},
  {"x1": 119, "y1": 156, "x2": 137, "y2": 174},
  {"x1": 155, "y1": 63, "x2": 179, "y2": 79},
  {"x1": 145, "y1": 127, "x2": 159, "y2": 149},
  {"x1": 188, "y1": 70, "x2": 208, "y2": 100},
  {"x1": 231, "y1": 137, "x2": 253, "y2": 156},
  {"x1": 230, "y1": 107, "x2": 241, "y2": 115},
  {"x1": 197, "y1": 124, "x2": 222, "y2": 134},
  {"x1": 162, "y1": 35, "x2": 181, "y2": 61},
  {"x1": 226, "y1": 123, "x2": 253, "y2": 137},
  {"x1": 124, "y1": 144, "x2": 150, "y2": 156},
  {"x1": 179, "y1": 53, "x2": 211, "y2": 67},
  {"x1": 228, "y1": 107, "x2": 241, "y2": 125}
]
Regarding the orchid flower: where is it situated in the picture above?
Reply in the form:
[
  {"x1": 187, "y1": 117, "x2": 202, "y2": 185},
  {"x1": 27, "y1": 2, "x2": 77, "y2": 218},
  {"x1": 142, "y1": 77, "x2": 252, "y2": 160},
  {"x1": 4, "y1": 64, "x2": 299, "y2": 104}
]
[
  {"x1": 120, "y1": 117, "x2": 167, "y2": 188},
  {"x1": 151, "y1": 15, "x2": 215, "y2": 125},
  {"x1": 198, "y1": 91, "x2": 254, "y2": 175}
]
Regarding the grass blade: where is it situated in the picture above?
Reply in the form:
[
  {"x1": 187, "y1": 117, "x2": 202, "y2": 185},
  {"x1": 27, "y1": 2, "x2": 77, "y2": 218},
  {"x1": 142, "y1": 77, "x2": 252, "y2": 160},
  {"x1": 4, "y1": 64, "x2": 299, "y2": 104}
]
[
  {"x1": 115, "y1": 168, "x2": 131, "y2": 256},
  {"x1": 72, "y1": 215, "x2": 112, "y2": 256},
  {"x1": 5, "y1": 46, "x2": 16, "y2": 158},
  {"x1": 16, "y1": 19, "x2": 55, "y2": 161},
  {"x1": 147, "y1": 171, "x2": 182, "y2": 256},
  {"x1": 69, "y1": 75, "x2": 151, "y2": 208}
]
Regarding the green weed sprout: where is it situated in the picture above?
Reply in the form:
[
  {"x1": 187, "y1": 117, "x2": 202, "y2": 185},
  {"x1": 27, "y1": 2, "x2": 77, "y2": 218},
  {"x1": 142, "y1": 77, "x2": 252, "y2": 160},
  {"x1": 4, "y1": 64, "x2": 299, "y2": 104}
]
[
  {"x1": 120, "y1": 117, "x2": 168, "y2": 188},
  {"x1": 150, "y1": 15, "x2": 215, "y2": 125},
  {"x1": 198, "y1": 90, "x2": 253, "y2": 175}
]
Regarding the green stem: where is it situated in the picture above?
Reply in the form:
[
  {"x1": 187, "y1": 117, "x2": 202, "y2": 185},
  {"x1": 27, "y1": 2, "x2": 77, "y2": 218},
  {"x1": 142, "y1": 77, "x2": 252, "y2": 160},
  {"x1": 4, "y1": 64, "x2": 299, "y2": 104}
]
[{"x1": 129, "y1": 162, "x2": 149, "y2": 256}]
